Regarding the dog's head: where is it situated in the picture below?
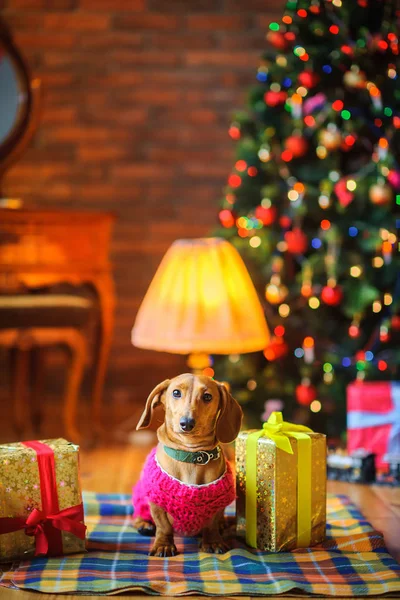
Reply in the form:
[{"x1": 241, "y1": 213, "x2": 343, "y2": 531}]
[{"x1": 136, "y1": 373, "x2": 242, "y2": 445}]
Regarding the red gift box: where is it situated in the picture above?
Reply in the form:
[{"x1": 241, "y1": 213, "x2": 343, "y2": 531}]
[{"x1": 347, "y1": 381, "x2": 400, "y2": 469}]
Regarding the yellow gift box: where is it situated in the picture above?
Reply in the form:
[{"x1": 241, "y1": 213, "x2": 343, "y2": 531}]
[
  {"x1": 0, "y1": 439, "x2": 86, "y2": 562},
  {"x1": 236, "y1": 412, "x2": 326, "y2": 552}
]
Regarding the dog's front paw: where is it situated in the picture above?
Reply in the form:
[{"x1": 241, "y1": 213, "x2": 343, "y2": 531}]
[
  {"x1": 149, "y1": 540, "x2": 178, "y2": 557},
  {"x1": 132, "y1": 517, "x2": 156, "y2": 537},
  {"x1": 199, "y1": 539, "x2": 230, "y2": 554}
]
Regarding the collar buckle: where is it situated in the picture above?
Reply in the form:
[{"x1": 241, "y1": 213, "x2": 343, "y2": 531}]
[{"x1": 196, "y1": 451, "x2": 212, "y2": 465}]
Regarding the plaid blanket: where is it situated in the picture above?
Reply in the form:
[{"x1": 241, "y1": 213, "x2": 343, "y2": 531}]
[{"x1": 0, "y1": 492, "x2": 399, "y2": 596}]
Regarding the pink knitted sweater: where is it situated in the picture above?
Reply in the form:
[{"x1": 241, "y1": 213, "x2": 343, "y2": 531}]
[{"x1": 132, "y1": 447, "x2": 235, "y2": 536}]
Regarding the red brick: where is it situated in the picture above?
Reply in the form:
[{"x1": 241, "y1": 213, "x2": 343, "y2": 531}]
[
  {"x1": 39, "y1": 72, "x2": 77, "y2": 87},
  {"x1": 80, "y1": 0, "x2": 145, "y2": 9},
  {"x1": 114, "y1": 88, "x2": 183, "y2": 105},
  {"x1": 78, "y1": 146, "x2": 129, "y2": 162},
  {"x1": 6, "y1": 0, "x2": 45, "y2": 8},
  {"x1": 149, "y1": 0, "x2": 217, "y2": 10},
  {"x1": 41, "y1": 106, "x2": 78, "y2": 123},
  {"x1": 149, "y1": 32, "x2": 216, "y2": 49},
  {"x1": 44, "y1": 13, "x2": 110, "y2": 30},
  {"x1": 111, "y1": 163, "x2": 174, "y2": 180},
  {"x1": 185, "y1": 50, "x2": 260, "y2": 67},
  {"x1": 4, "y1": 13, "x2": 45, "y2": 28},
  {"x1": 45, "y1": 126, "x2": 131, "y2": 143},
  {"x1": 80, "y1": 32, "x2": 143, "y2": 50},
  {"x1": 14, "y1": 32, "x2": 78, "y2": 49},
  {"x1": 187, "y1": 14, "x2": 249, "y2": 30},
  {"x1": 219, "y1": 31, "x2": 268, "y2": 50},
  {"x1": 113, "y1": 13, "x2": 180, "y2": 30},
  {"x1": 111, "y1": 50, "x2": 179, "y2": 66}
]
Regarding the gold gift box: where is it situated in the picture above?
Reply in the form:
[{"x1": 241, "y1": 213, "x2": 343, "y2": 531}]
[
  {"x1": 236, "y1": 429, "x2": 326, "y2": 552},
  {"x1": 0, "y1": 438, "x2": 85, "y2": 562}
]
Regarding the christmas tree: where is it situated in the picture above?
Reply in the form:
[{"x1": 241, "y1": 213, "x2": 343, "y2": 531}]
[{"x1": 215, "y1": 0, "x2": 400, "y2": 439}]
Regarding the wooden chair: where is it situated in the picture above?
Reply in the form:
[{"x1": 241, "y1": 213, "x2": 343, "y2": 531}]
[{"x1": 0, "y1": 294, "x2": 93, "y2": 441}]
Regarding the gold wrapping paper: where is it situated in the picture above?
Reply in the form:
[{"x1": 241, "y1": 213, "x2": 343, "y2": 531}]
[
  {"x1": 0, "y1": 438, "x2": 85, "y2": 562},
  {"x1": 236, "y1": 430, "x2": 326, "y2": 551}
]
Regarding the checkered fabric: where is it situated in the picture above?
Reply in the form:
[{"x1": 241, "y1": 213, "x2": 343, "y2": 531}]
[{"x1": 0, "y1": 492, "x2": 399, "y2": 596}]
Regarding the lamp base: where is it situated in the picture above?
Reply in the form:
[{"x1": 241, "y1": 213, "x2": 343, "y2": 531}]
[{"x1": 187, "y1": 352, "x2": 212, "y2": 375}]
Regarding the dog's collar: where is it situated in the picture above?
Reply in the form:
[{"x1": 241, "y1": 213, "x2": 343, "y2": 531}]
[{"x1": 163, "y1": 445, "x2": 221, "y2": 465}]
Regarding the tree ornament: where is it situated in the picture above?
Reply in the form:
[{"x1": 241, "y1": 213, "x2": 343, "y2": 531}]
[
  {"x1": 265, "y1": 275, "x2": 288, "y2": 304},
  {"x1": 296, "y1": 379, "x2": 317, "y2": 406},
  {"x1": 218, "y1": 209, "x2": 236, "y2": 228},
  {"x1": 284, "y1": 135, "x2": 308, "y2": 158},
  {"x1": 321, "y1": 284, "x2": 343, "y2": 306},
  {"x1": 387, "y1": 170, "x2": 400, "y2": 189},
  {"x1": 391, "y1": 315, "x2": 400, "y2": 330},
  {"x1": 298, "y1": 70, "x2": 320, "y2": 88},
  {"x1": 266, "y1": 30, "x2": 288, "y2": 51},
  {"x1": 284, "y1": 228, "x2": 307, "y2": 254},
  {"x1": 264, "y1": 90, "x2": 287, "y2": 107},
  {"x1": 319, "y1": 126, "x2": 342, "y2": 150},
  {"x1": 369, "y1": 183, "x2": 393, "y2": 205},
  {"x1": 255, "y1": 205, "x2": 277, "y2": 225},
  {"x1": 343, "y1": 69, "x2": 366, "y2": 89},
  {"x1": 334, "y1": 177, "x2": 354, "y2": 207},
  {"x1": 263, "y1": 336, "x2": 289, "y2": 361}
]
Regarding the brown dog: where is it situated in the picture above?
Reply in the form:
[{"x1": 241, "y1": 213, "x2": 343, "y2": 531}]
[{"x1": 132, "y1": 373, "x2": 242, "y2": 556}]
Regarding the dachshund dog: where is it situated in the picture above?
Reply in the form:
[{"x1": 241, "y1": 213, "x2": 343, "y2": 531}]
[{"x1": 132, "y1": 373, "x2": 243, "y2": 557}]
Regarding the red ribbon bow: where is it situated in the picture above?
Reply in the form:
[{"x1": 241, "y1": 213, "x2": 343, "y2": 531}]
[{"x1": 0, "y1": 504, "x2": 86, "y2": 556}]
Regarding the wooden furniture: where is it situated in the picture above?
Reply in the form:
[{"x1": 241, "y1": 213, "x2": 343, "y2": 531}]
[
  {"x1": 0, "y1": 209, "x2": 116, "y2": 440},
  {"x1": 0, "y1": 325, "x2": 88, "y2": 442}
]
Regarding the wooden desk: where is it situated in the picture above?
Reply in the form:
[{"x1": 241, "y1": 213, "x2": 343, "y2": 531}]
[{"x1": 0, "y1": 209, "x2": 116, "y2": 435}]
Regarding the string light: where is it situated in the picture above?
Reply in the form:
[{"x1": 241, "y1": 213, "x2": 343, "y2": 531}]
[
  {"x1": 373, "y1": 301, "x2": 382, "y2": 313},
  {"x1": 309, "y1": 297, "x2": 320, "y2": 309},
  {"x1": 378, "y1": 360, "x2": 388, "y2": 371},
  {"x1": 384, "y1": 293, "x2": 393, "y2": 305},
  {"x1": 310, "y1": 400, "x2": 321, "y2": 413},
  {"x1": 274, "y1": 325, "x2": 285, "y2": 337},
  {"x1": 350, "y1": 265, "x2": 362, "y2": 277},
  {"x1": 346, "y1": 180, "x2": 357, "y2": 191},
  {"x1": 249, "y1": 236, "x2": 261, "y2": 248},
  {"x1": 348, "y1": 226, "x2": 358, "y2": 237},
  {"x1": 373, "y1": 256, "x2": 384, "y2": 268},
  {"x1": 247, "y1": 379, "x2": 257, "y2": 390},
  {"x1": 279, "y1": 304, "x2": 290, "y2": 317},
  {"x1": 294, "y1": 347, "x2": 304, "y2": 358}
]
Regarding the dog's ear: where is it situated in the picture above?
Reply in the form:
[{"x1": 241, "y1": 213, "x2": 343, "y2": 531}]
[
  {"x1": 136, "y1": 379, "x2": 170, "y2": 430},
  {"x1": 216, "y1": 381, "x2": 243, "y2": 443}
]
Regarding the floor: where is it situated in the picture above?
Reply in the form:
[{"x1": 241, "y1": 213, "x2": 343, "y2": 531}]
[{"x1": 1, "y1": 441, "x2": 399, "y2": 600}]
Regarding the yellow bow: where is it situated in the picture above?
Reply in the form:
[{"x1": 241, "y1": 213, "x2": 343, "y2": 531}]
[
  {"x1": 260, "y1": 411, "x2": 313, "y2": 455},
  {"x1": 245, "y1": 412, "x2": 314, "y2": 549}
]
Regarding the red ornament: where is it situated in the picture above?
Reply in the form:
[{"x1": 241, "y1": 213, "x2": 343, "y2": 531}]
[
  {"x1": 284, "y1": 228, "x2": 307, "y2": 254},
  {"x1": 284, "y1": 135, "x2": 308, "y2": 158},
  {"x1": 321, "y1": 285, "x2": 343, "y2": 306},
  {"x1": 296, "y1": 382, "x2": 317, "y2": 406},
  {"x1": 391, "y1": 315, "x2": 400, "y2": 330},
  {"x1": 279, "y1": 215, "x2": 292, "y2": 229},
  {"x1": 266, "y1": 30, "x2": 288, "y2": 50},
  {"x1": 263, "y1": 337, "x2": 289, "y2": 361},
  {"x1": 298, "y1": 70, "x2": 320, "y2": 88},
  {"x1": 218, "y1": 209, "x2": 235, "y2": 228},
  {"x1": 255, "y1": 205, "x2": 277, "y2": 225},
  {"x1": 334, "y1": 178, "x2": 354, "y2": 207},
  {"x1": 264, "y1": 90, "x2": 287, "y2": 107}
]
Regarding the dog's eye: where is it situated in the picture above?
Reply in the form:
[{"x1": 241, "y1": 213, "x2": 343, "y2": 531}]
[
  {"x1": 203, "y1": 393, "x2": 213, "y2": 403},
  {"x1": 172, "y1": 389, "x2": 181, "y2": 398}
]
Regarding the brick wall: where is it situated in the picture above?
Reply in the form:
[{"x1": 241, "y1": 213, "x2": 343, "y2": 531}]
[{"x1": 1, "y1": 0, "x2": 283, "y2": 408}]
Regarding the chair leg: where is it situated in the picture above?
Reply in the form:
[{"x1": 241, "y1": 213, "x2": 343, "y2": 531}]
[
  {"x1": 64, "y1": 333, "x2": 86, "y2": 443},
  {"x1": 30, "y1": 347, "x2": 45, "y2": 435},
  {"x1": 12, "y1": 347, "x2": 30, "y2": 437}
]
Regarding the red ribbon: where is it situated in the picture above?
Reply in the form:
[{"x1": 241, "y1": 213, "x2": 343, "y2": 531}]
[{"x1": 0, "y1": 441, "x2": 86, "y2": 556}]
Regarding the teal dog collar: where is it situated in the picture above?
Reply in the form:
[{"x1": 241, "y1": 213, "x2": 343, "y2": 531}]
[{"x1": 163, "y1": 445, "x2": 221, "y2": 465}]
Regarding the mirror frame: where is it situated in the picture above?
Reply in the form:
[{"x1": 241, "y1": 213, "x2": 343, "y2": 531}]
[{"x1": 0, "y1": 18, "x2": 41, "y2": 192}]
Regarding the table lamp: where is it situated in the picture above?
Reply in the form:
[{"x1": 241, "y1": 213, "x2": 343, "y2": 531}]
[{"x1": 131, "y1": 237, "x2": 270, "y2": 373}]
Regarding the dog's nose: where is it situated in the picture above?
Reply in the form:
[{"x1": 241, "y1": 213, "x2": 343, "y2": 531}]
[{"x1": 180, "y1": 417, "x2": 195, "y2": 432}]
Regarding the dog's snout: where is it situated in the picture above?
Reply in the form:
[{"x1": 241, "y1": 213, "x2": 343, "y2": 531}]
[{"x1": 180, "y1": 416, "x2": 195, "y2": 432}]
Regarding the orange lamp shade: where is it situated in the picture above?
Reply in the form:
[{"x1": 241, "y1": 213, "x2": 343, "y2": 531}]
[{"x1": 131, "y1": 237, "x2": 270, "y2": 355}]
